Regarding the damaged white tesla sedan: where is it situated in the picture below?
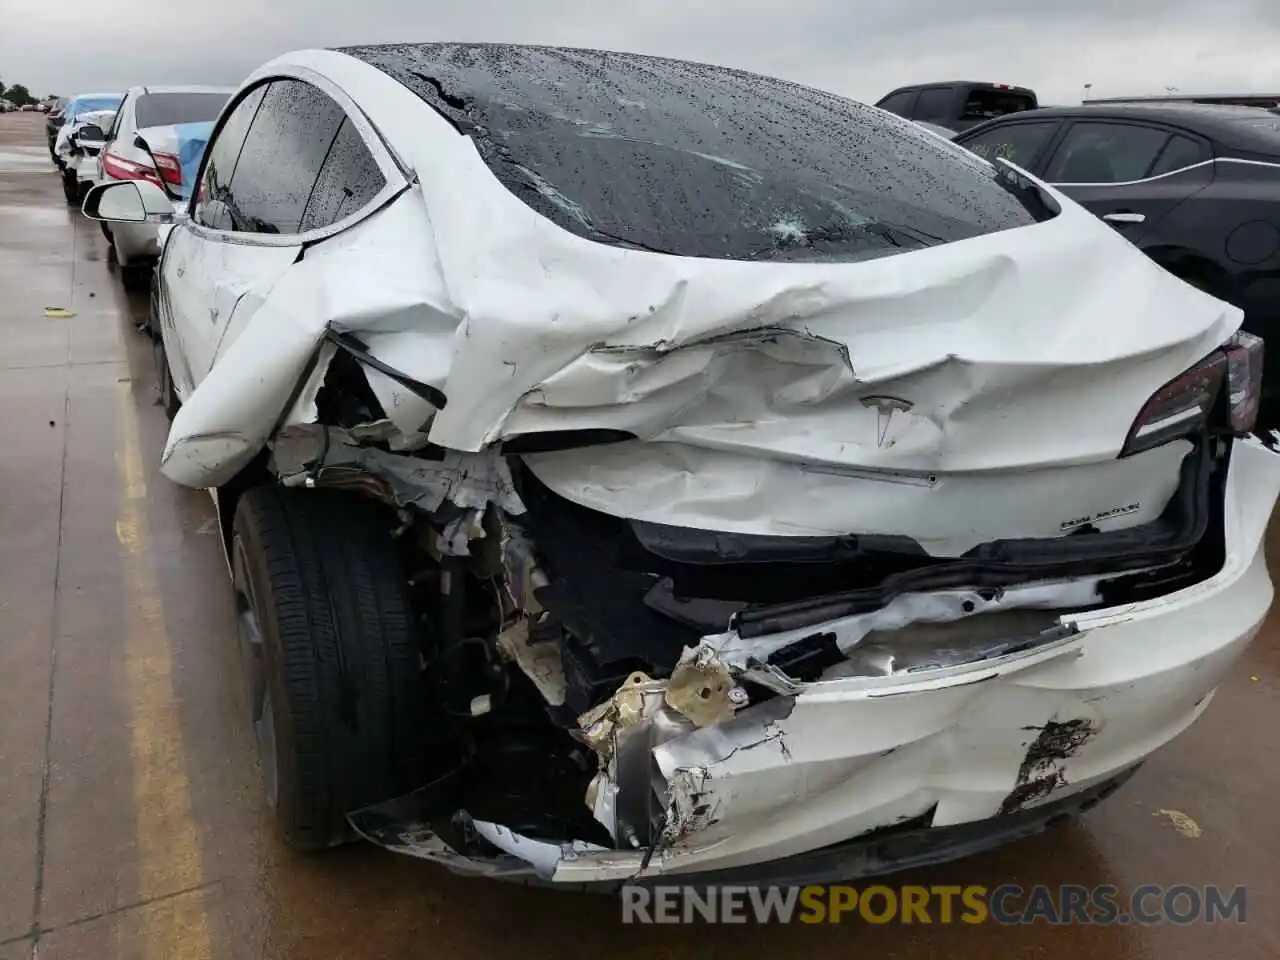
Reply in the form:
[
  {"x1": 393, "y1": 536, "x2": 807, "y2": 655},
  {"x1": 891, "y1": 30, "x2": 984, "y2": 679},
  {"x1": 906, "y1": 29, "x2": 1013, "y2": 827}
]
[{"x1": 84, "y1": 42, "x2": 1280, "y2": 887}]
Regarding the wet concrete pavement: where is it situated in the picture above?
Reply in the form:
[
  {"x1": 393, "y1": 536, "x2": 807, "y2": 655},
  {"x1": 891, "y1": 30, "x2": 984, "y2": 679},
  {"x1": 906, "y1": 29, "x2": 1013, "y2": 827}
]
[{"x1": 0, "y1": 111, "x2": 1278, "y2": 959}]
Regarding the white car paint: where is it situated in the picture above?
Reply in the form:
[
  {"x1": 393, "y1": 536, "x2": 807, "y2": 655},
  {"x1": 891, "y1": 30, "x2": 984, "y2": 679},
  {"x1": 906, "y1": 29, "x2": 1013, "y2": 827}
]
[
  {"x1": 156, "y1": 53, "x2": 1237, "y2": 555},
  {"x1": 96, "y1": 84, "x2": 232, "y2": 267},
  {"x1": 513, "y1": 433, "x2": 1280, "y2": 881},
  {"x1": 85, "y1": 47, "x2": 1280, "y2": 883}
]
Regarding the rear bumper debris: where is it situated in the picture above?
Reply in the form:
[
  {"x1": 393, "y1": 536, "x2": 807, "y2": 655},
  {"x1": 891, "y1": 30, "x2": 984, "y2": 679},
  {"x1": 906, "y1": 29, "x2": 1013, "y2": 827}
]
[{"x1": 349, "y1": 435, "x2": 1280, "y2": 885}]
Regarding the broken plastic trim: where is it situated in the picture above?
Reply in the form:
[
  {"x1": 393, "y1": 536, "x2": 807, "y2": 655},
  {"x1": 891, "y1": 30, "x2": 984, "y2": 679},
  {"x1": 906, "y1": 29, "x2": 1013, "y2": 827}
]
[
  {"x1": 322, "y1": 328, "x2": 449, "y2": 410},
  {"x1": 733, "y1": 437, "x2": 1213, "y2": 638}
]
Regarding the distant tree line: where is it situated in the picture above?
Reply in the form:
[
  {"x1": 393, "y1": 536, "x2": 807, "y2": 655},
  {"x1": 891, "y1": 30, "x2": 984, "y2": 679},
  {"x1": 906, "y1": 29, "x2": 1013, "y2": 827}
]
[{"x1": 0, "y1": 82, "x2": 52, "y2": 106}]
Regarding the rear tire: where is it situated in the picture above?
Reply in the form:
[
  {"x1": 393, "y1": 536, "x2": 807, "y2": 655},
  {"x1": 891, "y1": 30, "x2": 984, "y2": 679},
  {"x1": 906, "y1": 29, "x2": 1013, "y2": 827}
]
[
  {"x1": 231, "y1": 487, "x2": 426, "y2": 853},
  {"x1": 121, "y1": 263, "x2": 151, "y2": 293}
]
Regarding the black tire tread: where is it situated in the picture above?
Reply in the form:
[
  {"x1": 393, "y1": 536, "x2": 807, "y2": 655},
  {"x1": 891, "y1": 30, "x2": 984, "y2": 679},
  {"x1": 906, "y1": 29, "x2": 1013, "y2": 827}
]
[
  {"x1": 121, "y1": 265, "x2": 151, "y2": 292},
  {"x1": 233, "y1": 486, "x2": 423, "y2": 852}
]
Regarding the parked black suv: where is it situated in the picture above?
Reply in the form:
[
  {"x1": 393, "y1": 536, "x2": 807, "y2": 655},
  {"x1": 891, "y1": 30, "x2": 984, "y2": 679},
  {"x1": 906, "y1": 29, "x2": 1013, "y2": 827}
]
[
  {"x1": 875, "y1": 82, "x2": 1038, "y2": 133},
  {"x1": 953, "y1": 102, "x2": 1280, "y2": 426}
]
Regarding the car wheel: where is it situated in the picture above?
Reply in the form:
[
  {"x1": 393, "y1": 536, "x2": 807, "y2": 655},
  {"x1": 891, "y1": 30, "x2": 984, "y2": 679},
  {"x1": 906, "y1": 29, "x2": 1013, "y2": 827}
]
[
  {"x1": 153, "y1": 336, "x2": 180, "y2": 421},
  {"x1": 231, "y1": 486, "x2": 426, "y2": 853},
  {"x1": 121, "y1": 263, "x2": 151, "y2": 292},
  {"x1": 61, "y1": 173, "x2": 79, "y2": 206}
]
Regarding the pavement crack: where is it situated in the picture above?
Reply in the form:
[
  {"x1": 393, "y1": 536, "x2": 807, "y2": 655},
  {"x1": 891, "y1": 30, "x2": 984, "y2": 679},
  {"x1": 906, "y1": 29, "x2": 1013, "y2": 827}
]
[
  {"x1": 0, "y1": 360, "x2": 130, "y2": 372},
  {"x1": 28, "y1": 879, "x2": 224, "y2": 940},
  {"x1": 29, "y1": 237, "x2": 75, "y2": 943}
]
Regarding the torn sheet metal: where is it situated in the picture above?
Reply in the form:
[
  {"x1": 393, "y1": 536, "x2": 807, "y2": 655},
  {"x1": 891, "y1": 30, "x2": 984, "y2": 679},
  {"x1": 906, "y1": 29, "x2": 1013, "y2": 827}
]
[
  {"x1": 160, "y1": 191, "x2": 454, "y2": 487},
  {"x1": 578, "y1": 672, "x2": 666, "y2": 756},
  {"x1": 158, "y1": 50, "x2": 1241, "y2": 560},
  {"x1": 699, "y1": 576, "x2": 1106, "y2": 673},
  {"x1": 577, "y1": 671, "x2": 705, "y2": 846},
  {"x1": 664, "y1": 647, "x2": 748, "y2": 727},
  {"x1": 269, "y1": 423, "x2": 525, "y2": 516},
  {"x1": 495, "y1": 618, "x2": 567, "y2": 707},
  {"x1": 470, "y1": 821, "x2": 610, "y2": 880},
  {"x1": 345, "y1": 436, "x2": 1280, "y2": 884}
]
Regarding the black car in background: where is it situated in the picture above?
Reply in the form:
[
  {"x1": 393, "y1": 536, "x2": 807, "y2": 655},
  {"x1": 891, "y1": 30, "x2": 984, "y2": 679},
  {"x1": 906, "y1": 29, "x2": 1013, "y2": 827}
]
[
  {"x1": 45, "y1": 98, "x2": 67, "y2": 157},
  {"x1": 953, "y1": 102, "x2": 1280, "y2": 425}
]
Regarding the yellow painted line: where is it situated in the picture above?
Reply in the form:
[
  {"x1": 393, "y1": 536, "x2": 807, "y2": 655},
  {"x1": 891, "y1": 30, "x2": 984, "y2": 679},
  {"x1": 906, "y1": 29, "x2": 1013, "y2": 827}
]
[{"x1": 114, "y1": 381, "x2": 215, "y2": 959}]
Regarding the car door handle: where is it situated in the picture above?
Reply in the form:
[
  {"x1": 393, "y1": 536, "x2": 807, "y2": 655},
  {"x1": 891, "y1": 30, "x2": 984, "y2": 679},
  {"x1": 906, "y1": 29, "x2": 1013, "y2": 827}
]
[{"x1": 1103, "y1": 211, "x2": 1145, "y2": 224}]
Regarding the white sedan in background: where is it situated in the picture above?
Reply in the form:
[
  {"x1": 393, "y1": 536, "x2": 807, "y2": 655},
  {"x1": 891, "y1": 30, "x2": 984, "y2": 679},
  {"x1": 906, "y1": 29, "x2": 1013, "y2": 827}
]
[
  {"x1": 84, "y1": 43, "x2": 1280, "y2": 889},
  {"x1": 96, "y1": 84, "x2": 231, "y2": 289}
]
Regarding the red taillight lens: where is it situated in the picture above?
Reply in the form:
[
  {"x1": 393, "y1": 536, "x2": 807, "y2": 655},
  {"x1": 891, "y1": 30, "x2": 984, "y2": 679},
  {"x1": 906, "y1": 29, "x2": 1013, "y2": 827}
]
[
  {"x1": 1221, "y1": 330, "x2": 1264, "y2": 432},
  {"x1": 153, "y1": 152, "x2": 182, "y2": 186},
  {"x1": 1121, "y1": 331, "x2": 1265, "y2": 457},
  {"x1": 101, "y1": 150, "x2": 162, "y2": 187}
]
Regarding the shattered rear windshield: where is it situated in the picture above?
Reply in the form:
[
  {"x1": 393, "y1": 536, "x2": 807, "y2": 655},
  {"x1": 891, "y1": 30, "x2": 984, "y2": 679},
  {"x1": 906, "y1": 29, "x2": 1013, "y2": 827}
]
[{"x1": 341, "y1": 43, "x2": 1049, "y2": 262}]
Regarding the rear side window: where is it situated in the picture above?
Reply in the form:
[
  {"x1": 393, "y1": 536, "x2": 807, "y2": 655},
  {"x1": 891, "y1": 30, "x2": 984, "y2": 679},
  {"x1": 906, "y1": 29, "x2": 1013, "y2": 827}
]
[
  {"x1": 877, "y1": 91, "x2": 916, "y2": 116},
  {"x1": 216, "y1": 80, "x2": 345, "y2": 234},
  {"x1": 1044, "y1": 122, "x2": 1172, "y2": 183},
  {"x1": 960, "y1": 121, "x2": 1058, "y2": 167},
  {"x1": 914, "y1": 88, "x2": 954, "y2": 120},
  {"x1": 135, "y1": 92, "x2": 229, "y2": 129},
  {"x1": 298, "y1": 119, "x2": 386, "y2": 232},
  {"x1": 345, "y1": 44, "x2": 1049, "y2": 264},
  {"x1": 963, "y1": 89, "x2": 1036, "y2": 122},
  {"x1": 1149, "y1": 135, "x2": 1209, "y2": 176},
  {"x1": 194, "y1": 85, "x2": 266, "y2": 229}
]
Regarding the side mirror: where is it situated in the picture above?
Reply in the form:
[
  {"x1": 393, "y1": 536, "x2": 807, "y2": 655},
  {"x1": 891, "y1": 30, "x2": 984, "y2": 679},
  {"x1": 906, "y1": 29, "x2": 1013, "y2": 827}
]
[
  {"x1": 82, "y1": 180, "x2": 177, "y2": 224},
  {"x1": 78, "y1": 124, "x2": 105, "y2": 142}
]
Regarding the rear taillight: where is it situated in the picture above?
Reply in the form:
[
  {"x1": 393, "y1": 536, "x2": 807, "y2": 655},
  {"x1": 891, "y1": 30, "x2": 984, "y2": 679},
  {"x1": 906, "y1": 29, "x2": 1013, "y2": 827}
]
[
  {"x1": 1222, "y1": 331, "x2": 1265, "y2": 431},
  {"x1": 101, "y1": 150, "x2": 162, "y2": 188},
  {"x1": 1121, "y1": 331, "x2": 1264, "y2": 457},
  {"x1": 152, "y1": 152, "x2": 182, "y2": 187}
]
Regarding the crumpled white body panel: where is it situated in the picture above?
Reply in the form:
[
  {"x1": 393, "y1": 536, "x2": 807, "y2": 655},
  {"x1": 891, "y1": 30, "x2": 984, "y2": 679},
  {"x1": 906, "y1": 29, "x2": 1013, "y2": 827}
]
[
  {"x1": 159, "y1": 50, "x2": 1240, "y2": 552},
  {"x1": 153, "y1": 50, "x2": 1280, "y2": 885},
  {"x1": 491, "y1": 436, "x2": 1280, "y2": 882}
]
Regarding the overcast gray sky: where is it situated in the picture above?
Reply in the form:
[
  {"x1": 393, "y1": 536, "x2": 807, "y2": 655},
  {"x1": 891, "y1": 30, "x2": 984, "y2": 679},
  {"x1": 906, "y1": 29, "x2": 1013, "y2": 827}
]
[{"x1": 5, "y1": 0, "x2": 1279, "y2": 104}]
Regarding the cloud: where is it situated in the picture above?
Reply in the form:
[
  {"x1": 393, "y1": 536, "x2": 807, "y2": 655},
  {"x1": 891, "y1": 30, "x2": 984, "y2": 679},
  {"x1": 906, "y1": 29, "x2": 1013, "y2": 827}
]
[{"x1": 7, "y1": 0, "x2": 1280, "y2": 105}]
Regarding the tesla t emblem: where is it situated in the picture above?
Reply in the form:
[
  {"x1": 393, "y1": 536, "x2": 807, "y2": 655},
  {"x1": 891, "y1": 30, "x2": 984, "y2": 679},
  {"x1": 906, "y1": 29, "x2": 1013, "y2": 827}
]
[{"x1": 860, "y1": 395, "x2": 913, "y2": 448}]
